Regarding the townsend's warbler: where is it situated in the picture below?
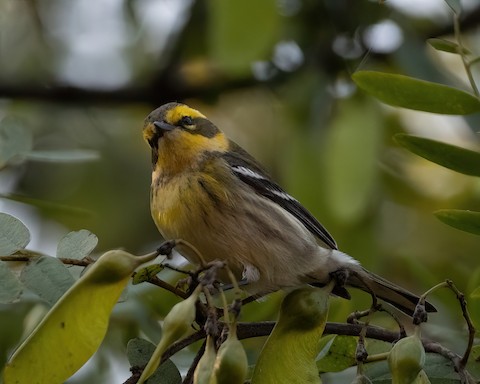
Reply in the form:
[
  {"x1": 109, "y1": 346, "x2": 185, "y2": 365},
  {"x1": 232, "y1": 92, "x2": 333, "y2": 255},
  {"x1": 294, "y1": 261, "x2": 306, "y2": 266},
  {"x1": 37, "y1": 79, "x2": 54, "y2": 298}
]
[{"x1": 142, "y1": 102, "x2": 435, "y2": 315}]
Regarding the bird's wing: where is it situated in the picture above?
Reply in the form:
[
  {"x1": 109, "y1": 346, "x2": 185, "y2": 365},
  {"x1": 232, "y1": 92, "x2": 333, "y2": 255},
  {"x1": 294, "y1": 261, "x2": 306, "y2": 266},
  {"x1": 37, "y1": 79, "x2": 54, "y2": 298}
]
[{"x1": 222, "y1": 143, "x2": 338, "y2": 250}]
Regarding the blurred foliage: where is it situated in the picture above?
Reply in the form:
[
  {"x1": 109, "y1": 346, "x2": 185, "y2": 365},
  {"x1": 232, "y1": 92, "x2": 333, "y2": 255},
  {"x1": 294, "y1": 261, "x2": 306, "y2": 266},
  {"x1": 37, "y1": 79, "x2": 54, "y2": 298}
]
[{"x1": 1, "y1": 0, "x2": 480, "y2": 382}]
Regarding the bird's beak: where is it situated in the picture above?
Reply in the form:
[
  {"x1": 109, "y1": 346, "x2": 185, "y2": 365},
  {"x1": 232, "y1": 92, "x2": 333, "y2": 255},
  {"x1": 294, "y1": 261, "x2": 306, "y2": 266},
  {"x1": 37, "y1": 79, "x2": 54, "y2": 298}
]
[{"x1": 153, "y1": 121, "x2": 175, "y2": 136}]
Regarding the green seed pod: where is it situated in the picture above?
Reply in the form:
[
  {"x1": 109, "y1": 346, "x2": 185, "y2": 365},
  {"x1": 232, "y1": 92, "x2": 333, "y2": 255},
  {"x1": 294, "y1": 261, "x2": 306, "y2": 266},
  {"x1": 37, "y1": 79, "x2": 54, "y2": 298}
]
[
  {"x1": 351, "y1": 373, "x2": 373, "y2": 384},
  {"x1": 412, "y1": 370, "x2": 431, "y2": 384},
  {"x1": 194, "y1": 335, "x2": 217, "y2": 384},
  {"x1": 138, "y1": 285, "x2": 202, "y2": 384},
  {"x1": 161, "y1": 287, "x2": 200, "y2": 344},
  {"x1": 251, "y1": 286, "x2": 331, "y2": 384},
  {"x1": 214, "y1": 325, "x2": 248, "y2": 384},
  {"x1": 388, "y1": 334, "x2": 425, "y2": 384}
]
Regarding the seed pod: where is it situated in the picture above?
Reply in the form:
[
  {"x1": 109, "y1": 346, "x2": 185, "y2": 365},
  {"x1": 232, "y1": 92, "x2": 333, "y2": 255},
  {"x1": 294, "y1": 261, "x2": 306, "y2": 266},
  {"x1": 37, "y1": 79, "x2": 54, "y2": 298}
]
[
  {"x1": 388, "y1": 334, "x2": 425, "y2": 384},
  {"x1": 3, "y1": 250, "x2": 159, "y2": 384},
  {"x1": 214, "y1": 324, "x2": 248, "y2": 384},
  {"x1": 138, "y1": 285, "x2": 202, "y2": 384},
  {"x1": 194, "y1": 335, "x2": 217, "y2": 384},
  {"x1": 251, "y1": 285, "x2": 331, "y2": 384},
  {"x1": 162, "y1": 286, "x2": 200, "y2": 343}
]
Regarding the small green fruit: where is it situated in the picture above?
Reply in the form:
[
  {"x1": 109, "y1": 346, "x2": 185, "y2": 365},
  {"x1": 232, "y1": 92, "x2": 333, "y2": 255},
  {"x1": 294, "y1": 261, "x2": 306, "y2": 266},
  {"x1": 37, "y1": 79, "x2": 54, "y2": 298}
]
[
  {"x1": 194, "y1": 335, "x2": 217, "y2": 384},
  {"x1": 214, "y1": 325, "x2": 248, "y2": 384},
  {"x1": 388, "y1": 335, "x2": 425, "y2": 384}
]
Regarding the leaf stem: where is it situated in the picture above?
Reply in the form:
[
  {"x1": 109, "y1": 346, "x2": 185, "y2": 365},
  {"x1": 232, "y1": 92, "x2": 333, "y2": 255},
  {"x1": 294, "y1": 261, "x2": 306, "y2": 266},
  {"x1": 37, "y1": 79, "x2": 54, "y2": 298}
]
[{"x1": 454, "y1": 14, "x2": 479, "y2": 97}]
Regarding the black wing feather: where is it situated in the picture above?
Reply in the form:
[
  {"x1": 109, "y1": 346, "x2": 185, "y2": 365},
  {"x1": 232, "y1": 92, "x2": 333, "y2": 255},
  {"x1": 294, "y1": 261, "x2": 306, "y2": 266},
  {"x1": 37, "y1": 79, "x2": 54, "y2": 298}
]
[{"x1": 222, "y1": 143, "x2": 338, "y2": 250}]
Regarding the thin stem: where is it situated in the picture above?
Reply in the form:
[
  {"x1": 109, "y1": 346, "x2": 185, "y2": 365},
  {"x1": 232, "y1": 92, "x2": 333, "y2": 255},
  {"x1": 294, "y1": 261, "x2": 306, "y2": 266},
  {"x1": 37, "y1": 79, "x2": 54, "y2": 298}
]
[{"x1": 454, "y1": 14, "x2": 479, "y2": 96}]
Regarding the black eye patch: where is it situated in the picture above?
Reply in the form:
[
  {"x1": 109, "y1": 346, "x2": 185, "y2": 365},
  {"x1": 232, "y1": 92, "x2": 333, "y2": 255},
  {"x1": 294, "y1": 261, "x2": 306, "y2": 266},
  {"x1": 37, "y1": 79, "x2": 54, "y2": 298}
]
[{"x1": 180, "y1": 116, "x2": 194, "y2": 127}]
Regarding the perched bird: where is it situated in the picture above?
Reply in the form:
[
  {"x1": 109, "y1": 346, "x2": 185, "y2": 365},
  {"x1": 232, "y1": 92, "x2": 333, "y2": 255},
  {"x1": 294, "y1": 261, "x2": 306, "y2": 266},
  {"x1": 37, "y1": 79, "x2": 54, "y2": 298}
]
[{"x1": 143, "y1": 102, "x2": 435, "y2": 315}]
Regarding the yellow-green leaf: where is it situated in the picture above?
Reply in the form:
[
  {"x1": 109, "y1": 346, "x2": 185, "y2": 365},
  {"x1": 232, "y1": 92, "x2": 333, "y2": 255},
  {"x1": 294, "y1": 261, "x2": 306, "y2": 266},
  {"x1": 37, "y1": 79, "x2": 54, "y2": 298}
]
[
  {"x1": 434, "y1": 209, "x2": 480, "y2": 235},
  {"x1": 394, "y1": 134, "x2": 480, "y2": 176},
  {"x1": 3, "y1": 250, "x2": 158, "y2": 384},
  {"x1": 352, "y1": 71, "x2": 480, "y2": 115}
]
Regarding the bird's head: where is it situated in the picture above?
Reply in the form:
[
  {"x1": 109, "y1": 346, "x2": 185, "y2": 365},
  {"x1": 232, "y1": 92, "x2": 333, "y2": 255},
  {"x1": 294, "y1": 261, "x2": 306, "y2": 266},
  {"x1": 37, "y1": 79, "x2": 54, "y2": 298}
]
[{"x1": 143, "y1": 102, "x2": 229, "y2": 171}]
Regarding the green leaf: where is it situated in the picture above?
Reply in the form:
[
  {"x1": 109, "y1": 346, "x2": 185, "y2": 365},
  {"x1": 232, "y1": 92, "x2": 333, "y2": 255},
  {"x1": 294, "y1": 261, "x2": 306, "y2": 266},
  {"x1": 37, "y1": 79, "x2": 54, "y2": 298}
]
[
  {"x1": 316, "y1": 335, "x2": 357, "y2": 372},
  {"x1": 0, "y1": 213, "x2": 30, "y2": 255},
  {"x1": 352, "y1": 71, "x2": 480, "y2": 115},
  {"x1": 0, "y1": 261, "x2": 23, "y2": 303},
  {"x1": 24, "y1": 149, "x2": 100, "y2": 163},
  {"x1": 132, "y1": 264, "x2": 165, "y2": 285},
  {"x1": 444, "y1": 0, "x2": 461, "y2": 15},
  {"x1": 366, "y1": 353, "x2": 459, "y2": 383},
  {"x1": 434, "y1": 209, "x2": 480, "y2": 235},
  {"x1": 208, "y1": 0, "x2": 280, "y2": 75},
  {"x1": 427, "y1": 38, "x2": 470, "y2": 55},
  {"x1": 0, "y1": 193, "x2": 93, "y2": 218},
  {"x1": 127, "y1": 338, "x2": 182, "y2": 384},
  {"x1": 20, "y1": 256, "x2": 75, "y2": 305},
  {"x1": 56, "y1": 230, "x2": 98, "y2": 260},
  {"x1": 4, "y1": 250, "x2": 158, "y2": 384},
  {"x1": 394, "y1": 134, "x2": 480, "y2": 176},
  {"x1": 0, "y1": 117, "x2": 33, "y2": 168}
]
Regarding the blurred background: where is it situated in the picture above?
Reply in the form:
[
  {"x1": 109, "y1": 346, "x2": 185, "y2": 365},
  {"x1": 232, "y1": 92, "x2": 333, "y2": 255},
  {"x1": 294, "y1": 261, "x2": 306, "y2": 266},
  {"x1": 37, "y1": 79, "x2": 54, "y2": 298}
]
[{"x1": 1, "y1": 0, "x2": 480, "y2": 382}]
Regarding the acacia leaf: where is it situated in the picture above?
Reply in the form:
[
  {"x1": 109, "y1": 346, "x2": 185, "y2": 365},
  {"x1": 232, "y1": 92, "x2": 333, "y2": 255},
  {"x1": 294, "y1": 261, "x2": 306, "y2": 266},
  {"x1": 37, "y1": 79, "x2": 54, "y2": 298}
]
[
  {"x1": 56, "y1": 230, "x2": 98, "y2": 260},
  {"x1": 0, "y1": 261, "x2": 23, "y2": 303},
  {"x1": 434, "y1": 209, "x2": 480, "y2": 235},
  {"x1": 394, "y1": 134, "x2": 480, "y2": 176},
  {"x1": 352, "y1": 71, "x2": 480, "y2": 114},
  {"x1": 127, "y1": 338, "x2": 182, "y2": 384},
  {"x1": 20, "y1": 256, "x2": 75, "y2": 306},
  {"x1": 0, "y1": 118, "x2": 33, "y2": 167},
  {"x1": 0, "y1": 213, "x2": 30, "y2": 255}
]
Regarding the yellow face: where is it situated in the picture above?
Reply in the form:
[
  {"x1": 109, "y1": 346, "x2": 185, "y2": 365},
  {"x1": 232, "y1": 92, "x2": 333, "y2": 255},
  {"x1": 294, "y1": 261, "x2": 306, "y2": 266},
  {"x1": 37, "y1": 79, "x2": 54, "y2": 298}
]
[{"x1": 143, "y1": 103, "x2": 229, "y2": 173}]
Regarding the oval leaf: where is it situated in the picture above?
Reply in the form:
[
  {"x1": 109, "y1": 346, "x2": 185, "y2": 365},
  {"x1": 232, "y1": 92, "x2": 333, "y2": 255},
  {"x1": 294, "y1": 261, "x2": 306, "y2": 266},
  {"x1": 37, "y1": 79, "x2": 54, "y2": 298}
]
[
  {"x1": 0, "y1": 261, "x2": 24, "y2": 303},
  {"x1": 56, "y1": 230, "x2": 98, "y2": 260},
  {"x1": 317, "y1": 335, "x2": 357, "y2": 372},
  {"x1": 0, "y1": 213, "x2": 30, "y2": 255},
  {"x1": 4, "y1": 250, "x2": 158, "y2": 384},
  {"x1": 394, "y1": 134, "x2": 480, "y2": 176},
  {"x1": 127, "y1": 338, "x2": 182, "y2": 384},
  {"x1": 0, "y1": 118, "x2": 33, "y2": 167},
  {"x1": 24, "y1": 149, "x2": 100, "y2": 163},
  {"x1": 434, "y1": 209, "x2": 480, "y2": 235},
  {"x1": 20, "y1": 256, "x2": 76, "y2": 306},
  {"x1": 352, "y1": 71, "x2": 480, "y2": 114},
  {"x1": 427, "y1": 38, "x2": 470, "y2": 55}
]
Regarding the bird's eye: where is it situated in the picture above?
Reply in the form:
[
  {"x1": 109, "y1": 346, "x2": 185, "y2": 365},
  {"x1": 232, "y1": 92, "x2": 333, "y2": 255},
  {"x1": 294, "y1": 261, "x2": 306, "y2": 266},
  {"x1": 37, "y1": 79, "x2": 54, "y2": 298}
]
[{"x1": 180, "y1": 116, "x2": 195, "y2": 128}]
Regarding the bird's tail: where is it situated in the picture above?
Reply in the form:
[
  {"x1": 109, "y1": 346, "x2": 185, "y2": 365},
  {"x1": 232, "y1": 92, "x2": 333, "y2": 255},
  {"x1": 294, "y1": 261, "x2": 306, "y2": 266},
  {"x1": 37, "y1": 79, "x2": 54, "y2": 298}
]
[{"x1": 321, "y1": 266, "x2": 437, "y2": 316}]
